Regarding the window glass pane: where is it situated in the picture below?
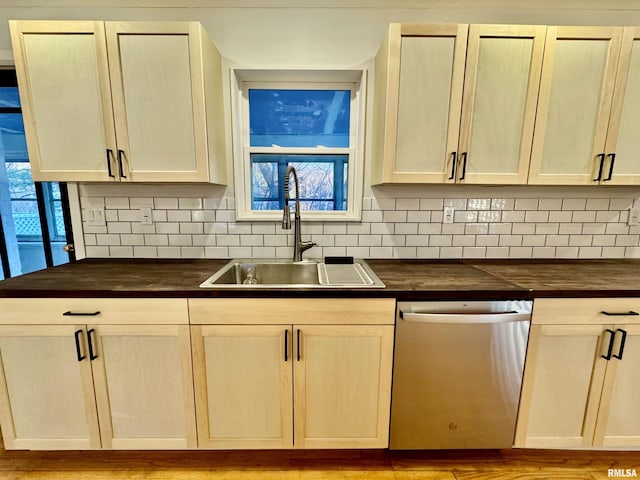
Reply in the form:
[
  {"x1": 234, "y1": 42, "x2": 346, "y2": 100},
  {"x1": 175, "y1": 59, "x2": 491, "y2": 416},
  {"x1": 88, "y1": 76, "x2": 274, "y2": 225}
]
[
  {"x1": 0, "y1": 86, "x2": 21, "y2": 108},
  {"x1": 249, "y1": 89, "x2": 350, "y2": 147},
  {"x1": 250, "y1": 154, "x2": 348, "y2": 211}
]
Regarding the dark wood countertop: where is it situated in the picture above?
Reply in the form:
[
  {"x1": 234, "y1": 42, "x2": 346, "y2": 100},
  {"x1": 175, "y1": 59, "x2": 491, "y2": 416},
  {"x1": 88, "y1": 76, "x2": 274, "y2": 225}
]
[{"x1": 0, "y1": 258, "x2": 639, "y2": 299}]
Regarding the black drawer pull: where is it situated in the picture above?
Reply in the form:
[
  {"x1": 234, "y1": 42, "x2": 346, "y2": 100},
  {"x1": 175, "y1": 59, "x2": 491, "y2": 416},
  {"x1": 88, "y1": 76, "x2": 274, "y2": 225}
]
[
  {"x1": 448, "y1": 152, "x2": 457, "y2": 180},
  {"x1": 600, "y1": 311, "x2": 639, "y2": 316},
  {"x1": 613, "y1": 329, "x2": 628, "y2": 360},
  {"x1": 63, "y1": 311, "x2": 101, "y2": 317},
  {"x1": 87, "y1": 328, "x2": 98, "y2": 361},
  {"x1": 593, "y1": 153, "x2": 605, "y2": 181},
  {"x1": 74, "y1": 329, "x2": 86, "y2": 362},
  {"x1": 601, "y1": 329, "x2": 615, "y2": 360}
]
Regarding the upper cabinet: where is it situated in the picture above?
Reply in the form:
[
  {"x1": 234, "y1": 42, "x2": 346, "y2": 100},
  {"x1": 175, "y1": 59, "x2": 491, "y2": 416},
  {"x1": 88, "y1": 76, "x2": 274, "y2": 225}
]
[
  {"x1": 371, "y1": 23, "x2": 545, "y2": 185},
  {"x1": 529, "y1": 27, "x2": 622, "y2": 185},
  {"x1": 523, "y1": 26, "x2": 640, "y2": 186},
  {"x1": 9, "y1": 20, "x2": 226, "y2": 184}
]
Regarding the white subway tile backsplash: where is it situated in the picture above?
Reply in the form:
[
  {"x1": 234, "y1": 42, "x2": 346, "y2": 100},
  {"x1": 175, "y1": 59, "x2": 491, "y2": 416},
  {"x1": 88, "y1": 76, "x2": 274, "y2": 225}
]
[
  {"x1": 181, "y1": 247, "x2": 206, "y2": 258},
  {"x1": 538, "y1": 198, "x2": 562, "y2": 210},
  {"x1": 515, "y1": 198, "x2": 538, "y2": 210},
  {"x1": 383, "y1": 210, "x2": 407, "y2": 223},
  {"x1": 110, "y1": 246, "x2": 134, "y2": 257},
  {"x1": 192, "y1": 210, "x2": 216, "y2": 222},
  {"x1": 559, "y1": 223, "x2": 583, "y2": 235},
  {"x1": 169, "y1": 235, "x2": 194, "y2": 247},
  {"x1": 178, "y1": 198, "x2": 203, "y2": 210},
  {"x1": 465, "y1": 223, "x2": 489, "y2": 235},
  {"x1": 395, "y1": 223, "x2": 418, "y2": 235},
  {"x1": 562, "y1": 198, "x2": 586, "y2": 210},
  {"x1": 179, "y1": 223, "x2": 204, "y2": 235},
  {"x1": 129, "y1": 197, "x2": 154, "y2": 208},
  {"x1": 81, "y1": 192, "x2": 640, "y2": 260},
  {"x1": 467, "y1": 198, "x2": 491, "y2": 210},
  {"x1": 572, "y1": 211, "x2": 596, "y2": 223},
  {"x1": 86, "y1": 246, "x2": 110, "y2": 257},
  {"x1": 444, "y1": 198, "x2": 467, "y2": 210},
  {"x1": 105, "y1": 197, "x2": 129, "y2": 209},
  {"x1": 155, "y1": 197, "x2": 179, "y2": 209},
  {"x1": 156, "y1": 223, "x2": 180, "y2": 235},
  {"x1": 420, "y1": 199, "x2": 444, "y2": 210},
  {"x1": 157, "y1": 246, "x2": 182, "y2": 258},
  {"x1": 491, "y1": 198, "x2": 514, "y2": 211},
  {"x1": 396, "y1": 198, "x2": 420, "y2": 210}
]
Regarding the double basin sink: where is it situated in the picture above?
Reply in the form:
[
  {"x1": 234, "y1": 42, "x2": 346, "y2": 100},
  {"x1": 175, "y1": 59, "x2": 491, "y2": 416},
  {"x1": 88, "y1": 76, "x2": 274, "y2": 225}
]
[{"x1": 200, "y1": 259, "x2": 385, "y2": 289}]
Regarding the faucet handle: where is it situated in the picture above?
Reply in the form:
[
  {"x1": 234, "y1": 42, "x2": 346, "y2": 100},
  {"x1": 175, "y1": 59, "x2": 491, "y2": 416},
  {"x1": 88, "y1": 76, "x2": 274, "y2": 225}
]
[{"x1": 300, "y1": 241, "x2": 316, "y2": 253}]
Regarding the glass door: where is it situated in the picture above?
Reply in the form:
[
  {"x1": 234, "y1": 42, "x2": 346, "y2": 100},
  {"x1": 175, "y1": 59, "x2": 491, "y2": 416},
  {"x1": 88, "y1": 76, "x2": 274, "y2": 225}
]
[{"x1": 0, "y1": 69, "x2": 75, "y2": 278}]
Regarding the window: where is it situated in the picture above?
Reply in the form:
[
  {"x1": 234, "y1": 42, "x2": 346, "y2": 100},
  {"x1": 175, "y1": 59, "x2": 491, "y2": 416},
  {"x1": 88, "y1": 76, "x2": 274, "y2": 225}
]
[
  {"x1": 232, "y1": 70, "x2": 365, "y2": 221},
  {"x1": 0, "y1": 69, "x2": 74, "y2": 279}
]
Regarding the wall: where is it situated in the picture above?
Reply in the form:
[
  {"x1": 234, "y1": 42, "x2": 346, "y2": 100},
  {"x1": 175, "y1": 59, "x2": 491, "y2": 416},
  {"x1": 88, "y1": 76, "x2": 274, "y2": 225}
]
[{"x1": 2, "y1": 1, "x2": 640, "y2": 259}]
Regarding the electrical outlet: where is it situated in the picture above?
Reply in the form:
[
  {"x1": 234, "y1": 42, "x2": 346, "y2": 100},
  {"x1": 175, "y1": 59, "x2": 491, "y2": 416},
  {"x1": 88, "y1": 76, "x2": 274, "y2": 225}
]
[
  {"x1": 443, "y1": 206, "x2": 455, "y2": 224},
  {"x1": 86, "y1": 207, "x2": 105, "y2": 226},
  {"x1": 140, "y1": 207, "x2": 153, "y2": 225},
  {"x1": 629, "y1": 207, "x2": 640, "y2": 226}
]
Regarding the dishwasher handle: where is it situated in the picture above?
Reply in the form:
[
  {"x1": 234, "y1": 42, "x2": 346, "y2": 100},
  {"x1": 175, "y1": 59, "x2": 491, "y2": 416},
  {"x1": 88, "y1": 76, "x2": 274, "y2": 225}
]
[{"x1": 399, "y1": 310, "x2": 531, "y2": 324}]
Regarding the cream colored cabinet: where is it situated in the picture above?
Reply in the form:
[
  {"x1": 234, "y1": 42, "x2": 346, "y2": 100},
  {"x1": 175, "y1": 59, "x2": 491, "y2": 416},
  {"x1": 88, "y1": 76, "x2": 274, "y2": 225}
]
[
  {"x1": 191, "y1": 325, "x2": 293, "y2": 449},
  {"x1": 189, "y1": 298, "x2": 395, "y2": 449},
  {"x1": 0, "y1": 325, "x2": 101, "y2": 450},
  {"x1": 528, "y1": 26, "x2": 640, "y2": 186},
  {"x1": 515, "y1": 298, "x2": 640, "y2": 449},
  {"x1": 9, "y1": 20, "x2": 226, "y2": 184},
  {"x1": 371, "y1": 23, "x2": 545, "y2": 185},
  {"x1": 0, "y1": 298, "x2": 196, "y2": 450}
]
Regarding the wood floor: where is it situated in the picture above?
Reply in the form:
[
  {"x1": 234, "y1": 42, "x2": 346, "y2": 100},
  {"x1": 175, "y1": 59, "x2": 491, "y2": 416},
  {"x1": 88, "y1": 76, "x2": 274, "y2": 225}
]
[{"x1": 1, "y1": 439, "x2": 639, "y2": 480}]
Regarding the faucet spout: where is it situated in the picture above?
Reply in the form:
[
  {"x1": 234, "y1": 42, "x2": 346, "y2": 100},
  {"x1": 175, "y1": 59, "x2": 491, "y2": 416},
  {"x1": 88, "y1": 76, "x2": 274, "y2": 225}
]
[{"x1": 282, "y1": 166, "x2": 316, "y2": 262}]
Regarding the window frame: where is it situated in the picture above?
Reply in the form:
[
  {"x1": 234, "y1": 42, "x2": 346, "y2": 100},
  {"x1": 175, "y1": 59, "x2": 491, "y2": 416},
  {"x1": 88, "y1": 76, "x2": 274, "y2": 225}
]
[{"x1": 231, "y1": 69, "x2": 366, "y2": 221}]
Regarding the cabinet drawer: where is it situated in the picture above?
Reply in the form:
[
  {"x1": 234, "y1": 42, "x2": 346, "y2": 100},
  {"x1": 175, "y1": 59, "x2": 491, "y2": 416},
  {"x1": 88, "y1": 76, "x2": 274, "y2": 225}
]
[
  {"x1": 188, "y1": 298, "x2": 395, "y2": 325},
  {"x1": 532, "y1": 298, "x2": 640, "y2": 325},
  {"x1": 0, "y1": 298, "x2": 188, "y2": 325}
]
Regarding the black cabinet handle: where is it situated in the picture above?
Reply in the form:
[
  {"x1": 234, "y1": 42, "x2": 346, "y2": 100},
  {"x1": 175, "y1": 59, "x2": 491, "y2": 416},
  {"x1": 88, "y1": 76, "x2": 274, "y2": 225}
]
[
  {"x1": 74, "y1": 329, "x2": 86, "y2": 362},
  {"x1": 296, "y1": 329, "x2": 301, "y2": 362},
  {"x1": 604, "y1": 153, "x2": 616, "y2": 181},
  {"x1": 601, "y1": 329, "x2": 616, "y2": 360},
  {"x1": 106, "y1": 149, "x2": 115, "y2": 178},
  {"x1": 117, "y1": 149, "x2": 127, "y2": 178},
  {"x1": 284, "y1": 329, "x2": 289, "y2": 362},
  {"x1": 87, "y1": 328, "x2": 98, "y2": 361},
  {"x1": 600, "y1": 311, "x2": 639, "y2": 316},
  {"x1": 593, "y1": 153, "x2": 605, "y2": 182},
  {"x1": 63, "y1": 311, "x2": 101, "y2": 317},
  {"x1": 459, "y1": 152, "x2": 468, "y2": 181},
  {"x1": 448, "y1": 152, "x2": 457, "y2": 180},
  {"x1": 613, "y1": 329, "x2": 628, "y2": 360}
]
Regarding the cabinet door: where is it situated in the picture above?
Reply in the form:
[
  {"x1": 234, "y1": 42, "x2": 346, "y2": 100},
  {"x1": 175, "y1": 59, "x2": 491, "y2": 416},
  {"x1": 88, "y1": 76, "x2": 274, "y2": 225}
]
[
  {"x1": 529, "y1": 26, "x2": 622, "y2": 185},
  {"x1": 294, "y1": 325, "x2": 394, "y2": 448},
  {"x1": 106, "y1": 22, "x2": 209, "y2": 182},
  {"x1": 90, "y1": 325, "x2": 196, "y2": 449},
  {"x1": 602, "y1": 27, "x2": 640, "y2": 185},
  {"x1": 515, "y1": 324, "x2": 610, "y2": 448},
  {"x1": 594, "y1": 325, "x2": 640, "y2": 447},
  {"x1": 373, "y1": 24, "x2": 468, "y2": 183},
  {"x1": 9, "y1": 20, "x2": 117, "y2": 182},
  {"x1": 191, "y1": 325, "x2": 293, "y2": 449},
  {"x1": 0, "y1": 325, "x2": 101, "y2": 450},
  {"x1": 458, "y1": 25, "x2": 545, "y2": 184}
]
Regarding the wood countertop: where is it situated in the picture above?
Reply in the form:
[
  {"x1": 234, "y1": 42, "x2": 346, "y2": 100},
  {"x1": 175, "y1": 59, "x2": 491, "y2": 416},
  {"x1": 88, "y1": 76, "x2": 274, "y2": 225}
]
[{"x1": 0, "y1": 258, "x2": 639, "y2": 299}]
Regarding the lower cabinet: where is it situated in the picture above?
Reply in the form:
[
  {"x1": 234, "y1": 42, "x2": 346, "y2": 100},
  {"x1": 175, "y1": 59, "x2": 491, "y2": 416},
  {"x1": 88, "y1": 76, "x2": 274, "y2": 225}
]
[
  {"x1": 0, "y1": 299, "x2": 196, "y2": 450},
  {"x1": 515, "y1": 298, "x2": 640, "y2": 449},
  {"x1": 189, "y1": 298, "x2": 395, "y2": 449}
]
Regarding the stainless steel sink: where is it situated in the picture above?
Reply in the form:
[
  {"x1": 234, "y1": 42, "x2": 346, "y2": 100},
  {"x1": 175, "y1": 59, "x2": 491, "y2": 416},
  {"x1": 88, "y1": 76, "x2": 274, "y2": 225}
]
[{"x1": 200, "y1": 259, "x2": 385, "y2": 289}]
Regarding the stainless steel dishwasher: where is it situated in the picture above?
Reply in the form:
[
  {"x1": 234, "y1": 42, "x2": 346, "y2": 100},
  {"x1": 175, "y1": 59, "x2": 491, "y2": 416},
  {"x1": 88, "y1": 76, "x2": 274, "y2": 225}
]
[{"x1": 390, "y1": 300, "x2": 532, "y2": 449}]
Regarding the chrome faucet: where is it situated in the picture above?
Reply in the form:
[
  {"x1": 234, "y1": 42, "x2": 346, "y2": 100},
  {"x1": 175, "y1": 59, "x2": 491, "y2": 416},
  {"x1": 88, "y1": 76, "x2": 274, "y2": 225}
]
[{"x1": 282, "y1": 166, "x2": 316, "y2": 262}]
